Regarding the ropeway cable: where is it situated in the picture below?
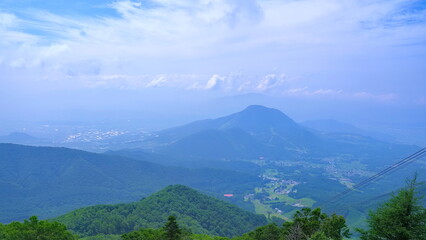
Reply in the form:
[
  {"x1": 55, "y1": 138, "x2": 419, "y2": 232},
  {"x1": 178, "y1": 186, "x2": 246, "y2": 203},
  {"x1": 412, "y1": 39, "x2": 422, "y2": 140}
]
[{"x1": 320, "y1": 147, "x2": 426, "y2": 207}]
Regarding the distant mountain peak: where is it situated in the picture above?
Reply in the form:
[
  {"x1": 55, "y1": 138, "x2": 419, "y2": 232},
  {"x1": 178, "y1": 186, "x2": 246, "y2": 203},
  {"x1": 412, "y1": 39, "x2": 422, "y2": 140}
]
[
  {"x1": 161, "y1": 184, "x2": 194, "y2": 193},
  {"x1": 7, "y1": 132, "x2": 36, "y2": 138},
  {"x1": 220, "y1": 105, "x2": 297, "y2": 132},
  {"x1": 238, "y1": 105, "x2": 292, "y2": 119},
  {"x1": 151, "y1": 184, "x2": 211, "y2": 200},
  {"x1": 153, "y1": 105, "x2": 309, "y2": 156},
  {"x1": 241, "y1": 104, "x2": 280, "y2": 113},
  {"x1": 0, "y1": 132, "x2": 39, "y2": 144},
  {"x1": 243, "y1": 104, "x2": 270, "y2": 110}
]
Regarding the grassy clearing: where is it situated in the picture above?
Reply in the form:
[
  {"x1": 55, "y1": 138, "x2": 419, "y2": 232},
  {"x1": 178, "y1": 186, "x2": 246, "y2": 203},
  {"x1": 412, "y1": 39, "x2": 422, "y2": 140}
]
[{"x1": 252, "y1": 200, "x2": 288, "y2": 221}]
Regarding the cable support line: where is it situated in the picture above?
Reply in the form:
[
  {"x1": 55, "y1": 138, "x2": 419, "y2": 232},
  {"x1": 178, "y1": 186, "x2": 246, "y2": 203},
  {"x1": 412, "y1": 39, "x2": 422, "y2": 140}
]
[
  {"x1": 326, "y1": 179, "x2": 426, "y2": 214},
  {"x1": 326, "y1": 148, "x2": 425, "y2": 204},
  {"x1": 343, "y1": 148, "x2": 426, "y2": 193},
  {"x1": 331, "y1": 148, "x2": 426, "y2": 203},
  {"x1": 354, "y1": 179, "x2": 426, "y2": 206},
  {"x1": 320, "y1": 147, "x2": 426, "y2": 207}
]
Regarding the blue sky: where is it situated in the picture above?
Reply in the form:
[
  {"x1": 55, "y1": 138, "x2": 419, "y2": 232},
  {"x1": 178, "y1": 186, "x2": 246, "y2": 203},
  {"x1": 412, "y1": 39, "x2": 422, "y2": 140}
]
[{"x1": 0, "y1": 0, "x2": 425, "y2": 133}]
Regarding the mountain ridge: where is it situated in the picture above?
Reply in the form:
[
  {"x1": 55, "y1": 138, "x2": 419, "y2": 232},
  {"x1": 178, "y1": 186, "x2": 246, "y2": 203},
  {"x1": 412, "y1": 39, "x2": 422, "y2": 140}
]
[
  {"x1": 0, "y1": 132, "x2": 40, "y2": 144},
  {"x1": 141, "y1": 105, "x2": 418, "y2": 163},
  {"x1": 54, "y1": 184, "x2": 268, "y2": 237},
  {"x1": 0, "y1": 143, "x2": 261, "y2": 223},
  {"x1": 148, "y1": 105, "x2": 323, "y2": 158}
]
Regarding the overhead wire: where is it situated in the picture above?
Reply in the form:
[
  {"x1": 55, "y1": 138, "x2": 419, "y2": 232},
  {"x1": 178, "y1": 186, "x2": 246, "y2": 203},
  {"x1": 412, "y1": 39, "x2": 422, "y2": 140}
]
[
  {"x1": 326, "y1": 179, "x2": 426, "y2": 214},
  {"x1": 320, "y1": 147, "x2": 426, "y2": 208}
]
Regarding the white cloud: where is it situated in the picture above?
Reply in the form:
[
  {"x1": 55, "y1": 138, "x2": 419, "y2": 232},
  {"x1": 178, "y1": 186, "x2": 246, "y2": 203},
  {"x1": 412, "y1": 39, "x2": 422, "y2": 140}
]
[
  {"x1": 0, "y1": 12, "x2": 18, "y2": 28},
  {"x1": 0, "y1": 0, "x2": 424, "y2": 103},
  {"x1": 0, "y1": 12, "x2": 39, "y2": 45},
  {"x1": 38, "y1": 72, "x2": 293, "y2": 93},
  {"x1": 282, "y1": 87, "x2": 396, "y2": 102},
  {"x1": 146, "y1": 75, "x2": 167, "y2": 88},
  {"x1": 352, "y1": 92, "x2": 397, "y2": 102},
  {"x1": 205, "y1": 74, "x2": 226, "y2": 90},
  {"x1": 282, "y1": 87, "x2": 307, "y2": 96},
  {"x1": 3, "y1": 0, "x2": 424, "y2": 62},
  {"x1": 255, "y1": 74, "x2": 287, "y2": 91},
  {"x1": 313, "y1": 89, "x2": 343, "y2": 95}
]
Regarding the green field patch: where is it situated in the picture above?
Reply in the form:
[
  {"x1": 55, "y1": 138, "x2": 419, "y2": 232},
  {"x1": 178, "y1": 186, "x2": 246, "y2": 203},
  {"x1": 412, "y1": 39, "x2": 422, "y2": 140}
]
[
  {"x1": 252, "y1": 200, "x2": 288, "y2": 221},
  {"x1": 263, "y1": 169, "x2": 279, "y2": 177},
  {"x1": 261, "y1": 183, "x2": 316, "y2": 207},
  {"x1": 340, "y1": 180, "x2": 355, "y2": 188},
  {"x1": 264, "y1": 195, "x2": 315, "y2": 208}
]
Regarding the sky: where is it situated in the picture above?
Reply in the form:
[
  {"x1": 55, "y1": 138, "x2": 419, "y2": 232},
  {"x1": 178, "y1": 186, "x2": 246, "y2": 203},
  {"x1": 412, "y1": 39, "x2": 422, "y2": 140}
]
[{"x1": 0, "y1": 0, "x2": 425, "y2": 140}]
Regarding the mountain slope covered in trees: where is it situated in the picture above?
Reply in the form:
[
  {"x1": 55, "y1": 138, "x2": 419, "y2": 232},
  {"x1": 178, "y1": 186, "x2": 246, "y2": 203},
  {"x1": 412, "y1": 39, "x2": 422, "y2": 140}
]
[
  {"x1": 0, "y1": 144, "x2": 261, "y2": 223},
  {"x1": 55, "y1": 185, "x2": 268, "y2": 238}
]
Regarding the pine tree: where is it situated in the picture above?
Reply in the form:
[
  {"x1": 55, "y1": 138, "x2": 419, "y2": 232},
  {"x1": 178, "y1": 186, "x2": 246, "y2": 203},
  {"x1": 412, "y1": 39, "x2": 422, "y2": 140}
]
[
  {"x1": 282, "y1": 208, "x2": 350, "y2": 240},
  {"x1": 358, "y1": 175, "x2": 426, "y2": 240},
  {"x1": 163, "y1": 215, "x2": 182, "y2": 240}
]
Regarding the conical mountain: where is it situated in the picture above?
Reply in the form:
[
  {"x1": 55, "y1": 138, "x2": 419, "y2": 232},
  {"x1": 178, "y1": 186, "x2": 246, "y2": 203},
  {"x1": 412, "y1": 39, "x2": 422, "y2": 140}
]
[
  {"x1": 55, "y1": 184, "x2": 267, "y2": 237},
  {"x1": 216, "y1": 105, "x2": 300, "y2": 133},
  {"x1": 152, "y1": 105, "x2": 321, "y2": 159},
  {"x1": 155, "y1": 105, "x2": 302, "y2": 140},
  {"x1": 140, "y1": 105, "x2": 418, "y2": 162}
]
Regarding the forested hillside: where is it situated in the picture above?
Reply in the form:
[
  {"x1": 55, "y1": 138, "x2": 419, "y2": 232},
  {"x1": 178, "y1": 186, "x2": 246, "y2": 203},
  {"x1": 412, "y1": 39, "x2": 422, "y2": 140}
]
[
  {"x1": 55, "y1": 185, "x2": 267, "y2": 238},
  {"x1": 1, "y1": 179, "x2": 425, "y2": 239},
  {"x1": 0, "y1": 144, "x2": 261, "y2": 223}
]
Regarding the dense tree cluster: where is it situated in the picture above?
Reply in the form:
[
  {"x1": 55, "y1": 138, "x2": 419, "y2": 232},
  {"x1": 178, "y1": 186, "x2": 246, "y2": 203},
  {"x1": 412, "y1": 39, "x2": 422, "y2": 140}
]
[
  {"x1": 236, "y1": 208, "x2": 350, "y2": 240},
  {"x1": 113, "y1": 177, "x2": 426, "y2": 240},
  {"x1": 2, "y1": 178, "x2": 425, "y2": 240},
  {"x1": 0, "y1": 216, "x2": 75, "y2": 240},
  {"x1": 121, "y1": 208, "x2": 350, "y2": 240},
  {"x1": 55, "y1": 185, "x2": 267, "y2": 237}
]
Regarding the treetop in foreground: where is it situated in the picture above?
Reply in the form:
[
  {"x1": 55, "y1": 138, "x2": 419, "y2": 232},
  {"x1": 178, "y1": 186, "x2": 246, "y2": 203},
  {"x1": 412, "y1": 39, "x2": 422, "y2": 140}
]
[
  {"x1": 0, "y1": 216, "x2": 76, "y2": 240},
  {"x1": 123, "y1": 208, "x2": 350, "y2": 240},
  {"x1": 357, "y1": 175, "x2": 426, "y2": 240}
]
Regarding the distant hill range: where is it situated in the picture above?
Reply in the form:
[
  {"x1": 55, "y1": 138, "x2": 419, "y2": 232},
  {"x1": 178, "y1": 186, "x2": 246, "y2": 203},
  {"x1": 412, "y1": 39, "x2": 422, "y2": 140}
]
[
  {"x1": 132, "y1": 105, "x2": 418, "y2": 166},
  {"x1": 301, "y1": 119, "x2": 395, "y2": 143},
  {"x1": 0, "y1": 143, "x2": 261, "y2": 223},
  {"x1": 1, "y1": 106, "x2": 421, "y2": 229},
  {"x1": 0, "y1": 132, "x2": 41, "y2": 145},
  {"x1": 55, "y1": 185, "x2": 267, "y2": 238}
]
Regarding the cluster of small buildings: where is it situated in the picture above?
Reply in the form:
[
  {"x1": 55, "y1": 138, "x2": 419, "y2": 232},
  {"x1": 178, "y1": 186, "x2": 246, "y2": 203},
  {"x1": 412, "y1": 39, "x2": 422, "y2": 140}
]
[
  {"x1": 244, "y1": 194, "x2": 255, "y2": 201},
  {"x1": 274, "y1": 208, "x2": 283, "y2": 214},
  {"x1": 64, "y1": 130, "x2": 126, "y2": 143}
]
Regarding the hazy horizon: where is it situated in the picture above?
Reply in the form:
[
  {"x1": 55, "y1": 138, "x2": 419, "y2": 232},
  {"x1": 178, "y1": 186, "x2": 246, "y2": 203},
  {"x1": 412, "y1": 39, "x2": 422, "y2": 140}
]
[{"x1": 1, "y1": 0, "x2": 425, "y2": 145}]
